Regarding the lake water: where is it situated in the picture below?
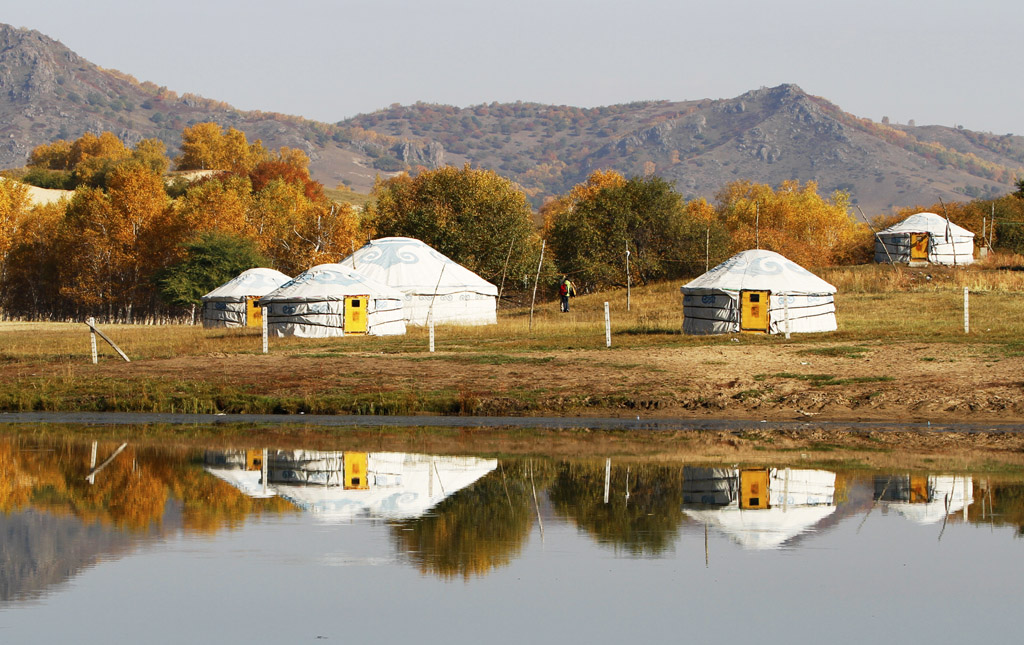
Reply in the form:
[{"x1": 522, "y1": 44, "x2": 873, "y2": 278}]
[{"x1": 1, "y1": 434, "x2": 1021, "y2": 643}]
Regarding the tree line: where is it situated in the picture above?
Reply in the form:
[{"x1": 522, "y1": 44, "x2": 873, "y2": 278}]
[{"x1": 2, "y1": 123, "x2": 1023, "y2": 321}]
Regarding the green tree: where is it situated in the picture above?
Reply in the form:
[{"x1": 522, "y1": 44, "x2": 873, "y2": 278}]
[
  {"x1": 366, "y1": 164, "x2": 538, "y2": 284},
  {"x1": 547, "y1": 175, "x2": 722, "y2": 291},
  {"x1": 155, "y1": 231, "x2": 269, "y2": 309}
]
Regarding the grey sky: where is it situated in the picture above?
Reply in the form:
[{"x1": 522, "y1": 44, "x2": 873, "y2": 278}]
[{"x1": 6, "y1": 0, "x2": 1022, "y2": 134}]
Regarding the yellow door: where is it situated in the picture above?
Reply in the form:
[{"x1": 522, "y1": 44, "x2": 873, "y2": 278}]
[
  {"x1": 909, "y1": 475, "x2": 929, "y2": 503},
  {"x1": 345, "y1": 296, "x2": 368, "y2": 334},
  {"x1": 344, "y1": 452, "x2": 369, "y2": 489},
  {"x1": 740, "y1": 290, "x2": 770, "y2": 332},
  {"x1": 910, "y1": 233, "x2": 929, "y2": 261},
  {"x1": 245, "y1": 449, "x2": 264, "y2": 471},
  {"x1": 740, "y1": 469, "x2": 770, "y2": 509},
  {"x1": 246, "y1": 296, "x2": 263, "y2": 327}
]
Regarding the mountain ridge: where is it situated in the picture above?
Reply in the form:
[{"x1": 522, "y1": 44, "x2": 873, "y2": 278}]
[{"x1": 2, "y1": 22, "x2": 1021, "y2": 213}]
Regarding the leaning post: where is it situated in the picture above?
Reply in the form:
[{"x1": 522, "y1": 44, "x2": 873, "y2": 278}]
[{"x1": 604, "y1": 302, "x2": 611, "y2": 348}]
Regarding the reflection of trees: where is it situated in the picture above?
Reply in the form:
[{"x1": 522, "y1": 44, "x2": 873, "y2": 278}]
[
  {"x1": 548, "y1": 461, "x2": 685, "y2": 556},
  {"x1": 972, "y1": 481, "x2": 1024, "y2": 536},
  {"x1": 390, "y1": 461, "x2": 549, "y2": 580},
  {"x1": 0, "y1": 438, "x2": 293, "y2": 534}
]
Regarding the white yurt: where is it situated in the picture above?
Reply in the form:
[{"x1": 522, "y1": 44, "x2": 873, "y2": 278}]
[
  {"x1": 680, "y1": 249, "x2": 837, "y2": 335},
  {"x1": 875, "y1": 212, "x2": 975, "y2": 265},
  {"x1": 200, "y1": 268, "x2": 291, "y2": 328},
  {"x1": 340, "y1": 237, "x2": 498, "y2": 325},
  {"x1": 258, "y1": 264, "x2": 406, "y2": 337},
  {"x1": 874, "y1": 475, "x2": 973, "y2": 525}
]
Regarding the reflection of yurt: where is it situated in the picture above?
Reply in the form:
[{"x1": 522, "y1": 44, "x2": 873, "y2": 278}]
[
  {"x1": 339, "y1": 237, "x2": 498, "y2": 326},
  {"x1": 203, "y1": 449, "x2": 275, "y2": 498},
  {"x1": 680, "y1": 249, "x2": 837, "y2": 335},
  {"x1": 258, "y1": 264, "x2": 406, "y2": 338},
  {"x1": 682, "y1": 466, "x2": 837, "y2": 549},
  {"x1": 270, "y1": 452, "x2": 498, "y2": 522},
  {"x1": 874, "y1": 474, "x2": 973, "y2": 524},
  {"x1": 201, "y1": 268, "x2": 291, "y2": 328},
  {"x1": 875, "y1": 212, "x2": 975, "y2": 266}
]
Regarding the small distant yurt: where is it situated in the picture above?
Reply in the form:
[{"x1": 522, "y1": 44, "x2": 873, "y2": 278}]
[
  {"x1": 875, "y1": 212, "x2": 975, "y2": 265},
  {"x1": 680, "y1": 249, "x2": 837, "y2": 335},
  {"x1": 340, "y1": 237, "x2": 498, "y2": 326},
  {"x1": 258, "y1": 264, "x2": 406, "y2": 338},
  {"x1": 201, "y1": 268, "x2": 291, "y2": 328},
  {"x1": 873, "y1": 474, "x2": 973, "y2": 525}
]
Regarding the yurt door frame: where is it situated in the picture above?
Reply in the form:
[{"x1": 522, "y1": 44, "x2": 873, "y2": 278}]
[
  {"x1": 345, "y1": 295, "x2": 369, "y2": 334},
  {"x1": 740, "y1": 469, "x2": 771, "y2": 509},
  {"x1": 245, "y1": 296, "x2": 263, "y2": 327},
  {"x1": 910, "y1": 233, "x2": 929, "y2": 261},
  {"x1": 740, "y1": 290, "x2": 770, "y2": 333}
]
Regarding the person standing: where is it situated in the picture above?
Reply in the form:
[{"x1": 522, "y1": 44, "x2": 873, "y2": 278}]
[{"x1": 559, "y1": 276, "x2": 576, "y2": 312}]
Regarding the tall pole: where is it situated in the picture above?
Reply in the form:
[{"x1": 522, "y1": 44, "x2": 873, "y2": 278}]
[
  {"x1": 705, "y1": 226, "x2": 710, "y2": 272},
  {"x1": 529, "y1": 241, "x2": 545, "y2": 332},
  {"x1": 755, "y1": 201, "x2": 760, "y2": 250},
  {"x1": 497, "y1": 236, "x2": 515, "y2": 310},
  {"x1": 625, "y1": 241, "x2": 631, "y2": 312}
]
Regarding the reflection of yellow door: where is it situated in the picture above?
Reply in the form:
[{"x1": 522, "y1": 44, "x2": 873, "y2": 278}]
[
  {"x1": 910, "y1": 233, "x2": 929, "y2": 261},
  {"x1": 740, "y1": 469, "x2": 770, "y2": 509},
  {"x1": 344, "y1": 452, "x2": 369, "y2": 489},
  {"x1": 740, "y1": 291, "x2": 770, "y2": 332},
  {"x1": 246, "y1": 296, "x2": 263, "y2": 327},
  {"x1": 909, "y1": 475, "x2": 929, "y2": 503},
  {"x1": 345, "y1": 296, "x2": 368, "y2": 334},
  {"x1": 246, "y1": 449, "x2": 264, "y2": 471}
]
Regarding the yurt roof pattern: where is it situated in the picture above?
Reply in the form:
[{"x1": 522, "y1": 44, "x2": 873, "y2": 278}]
[
  {"x1": 259, "y1": 264, "x2": 403, "y2": 303},
  {"x1": 342, "y1": 237, "x2": 498, "y2": 296},
  {"x1": 682, "y1": 249, "x2": 836, "y2": 295},
  {"x1": 202, "y1": 268, "x2": 292, "y2": 301},
  {"x1": 878, "y1": 212, "x2": 974, "y2": 238}
]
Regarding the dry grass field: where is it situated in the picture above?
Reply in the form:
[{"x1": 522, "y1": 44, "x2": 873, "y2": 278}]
[{"x1": 1, "y1": 264, "x2": 1023, "y2": 422}]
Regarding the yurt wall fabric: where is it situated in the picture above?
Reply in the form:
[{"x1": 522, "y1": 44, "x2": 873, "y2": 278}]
[
  {"x1": 201, "y1": 268, "x2": 291, "y2": 328},
  {"x1": 681, "y1": 249, "x2": 837, "y2": 335},
  {"x1": 258, "y1": 264, "x2": 406, "y2": 338},
  {"x1": 875, "y1": 212, "x2": 975, "y2": 265},
  {"x1": 340, "y1": 237, "x2": 498, "y2": 325}
]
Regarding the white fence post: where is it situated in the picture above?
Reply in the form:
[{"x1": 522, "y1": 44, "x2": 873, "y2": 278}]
[
  {"x1": 783, "y1": 293, "x2": 791, "y2": 340},
  {"x1": 963, "y1": 287, "x2": 969, "y2": 334},
  {"x1": 262, "y1": 307, "x2": 269, "y2": 354},
  {"x1": 89, "y1": 316, "x2": 98, "y2": 364},
  {"x1": 604, "y1": 302, "x2": 611, "y2": 348},
  {"x1": 429, "y1": 320, "x2": 435, "y2": 353}
]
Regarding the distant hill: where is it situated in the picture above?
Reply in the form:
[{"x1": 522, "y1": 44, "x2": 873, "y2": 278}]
[{"x1": 2, "y1": 23, "x2": 1022, "y2": 213}]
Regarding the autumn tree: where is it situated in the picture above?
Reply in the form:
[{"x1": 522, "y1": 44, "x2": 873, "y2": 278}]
[
  {"x1": 546, "y1": 174, "x2": 722, "y2": 291},
  {"x1": 0, "y1": 179, "x2": 30, "y2": 281},
  {"x1": 176, "y1": 122, "x2": 268, "y2": 174},
  {"x1": 714, "y1": 180, "x2": 865, "y2": 267},
  {"x1": 366, "y1": 164, "x2": 538, "y2": 283}
]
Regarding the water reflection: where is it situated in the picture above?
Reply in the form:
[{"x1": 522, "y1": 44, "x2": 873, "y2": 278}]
[
  {"x1": 682, "y1": 467, "x2": 837, "y2": 549},
  {"x1": 2, "y1": 435, "x2": 1022, "y2": 610}
]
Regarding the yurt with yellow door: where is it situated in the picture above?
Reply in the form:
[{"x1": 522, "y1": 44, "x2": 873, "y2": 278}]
[
  {"x1": 339, "y1": 237, "x2": 498, "y2": 326},
  {"x1": 874, "y1": 212, "x2": 975, "y2": 265},
  {"x1": 258, "y1": 264, "x2": 406, "y2": 337},
  {"x1": 680, "y1": 249, "x2": 837, "y2": 335},
  {"x1": 201, "y1": 268, "x2": 291, "y2": 328}
]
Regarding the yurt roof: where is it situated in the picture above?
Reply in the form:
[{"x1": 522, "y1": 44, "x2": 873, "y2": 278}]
[
  {"x1": 201, "y1": 268, "x2": 292, "y2": 302},
  {"x1": 340, "y1": 237, "x2": 498, "y2": 296},
  {"x1": 259, "y1": 264, "x2": 403, "y2": 303},
  {"x1": 683, "y1": 505, "x2": 836, "y2": 550},
  {"x1": 878, "y1": 212, "x2": 974, "y2": 238},
  {"x1": 682, "y1": 249, "x2": 836, "y2": 295}
]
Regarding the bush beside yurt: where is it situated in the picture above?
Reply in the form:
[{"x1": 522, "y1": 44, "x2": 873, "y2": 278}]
[
  {"x1": 874, "y1": 212, "x2": 975, "y2": 266},
  {"x1": 681, "y1": 249, "x2": 837, "y2": 335},
  {"x1": 201, "y1": 268, "x2": 291, "y2": 328},
  {"x1": 340, "y1": 237, "x2": 498, "y2": 326},
  {"x1": 258, "y1": 264, "x2": 405, "y2": 338}
]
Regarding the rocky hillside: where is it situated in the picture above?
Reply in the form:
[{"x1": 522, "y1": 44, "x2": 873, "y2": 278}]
[{"x1": 2, "y1": 23, "x2": 1022, "y2": 213}]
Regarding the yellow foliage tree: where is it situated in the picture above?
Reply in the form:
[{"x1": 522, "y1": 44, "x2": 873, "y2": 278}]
[
  {"x1": 177, "y1": 122, "x2": 268, "y2": 174},
  {"x1": 714, "y1": 180, "x2": 865, "y2": 267}
]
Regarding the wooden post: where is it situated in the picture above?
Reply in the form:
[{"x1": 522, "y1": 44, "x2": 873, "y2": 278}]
[
  {"x1": 783, "y1": 293, "x2": 791, "y2": 339},
  {"x1": 496, "y1": 236, "x2": 515, "y2": 311},
  {"x1": 755, "y1": 201, "x2": 760, "y2": 250},
  {"x1": 89, "y1": 316, "x2": 98, "y2": 364},
  {"x1": 625, "y1": 242, "x2": 631, "y2": 312},
  {"x1": 603, "y1": 458, "x2": 611, "y2": 504},
  {"x1": 86, "y1": 443, "x2": 128, "y2": 484},
  {"x1": 262, "y1": 307, "x2": 269, "y2": 354},
  {"x1": 529, "y1": 241, "x2": 545, "y2": 332},
  {"x1": 705, "y1": 226, "x2": 710, "y2": 272},
  {"x1": 963, "y1": 287, "x2": 969, "y2": 334},
  {"x1": 604, "y1": 302, "x2": 611, "y2": 348},
  {"x1": 84, "y1": 318, "x2": 130, "y2": 362},
  {"x1": 429, "y1": 320, "x2": 435, "y2": 353}
]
